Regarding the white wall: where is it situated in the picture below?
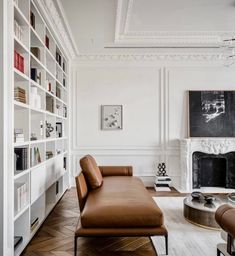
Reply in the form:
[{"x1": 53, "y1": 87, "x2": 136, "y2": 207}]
[{"x1": 71, "y1": 59, "x2": 235, "y2": 188}]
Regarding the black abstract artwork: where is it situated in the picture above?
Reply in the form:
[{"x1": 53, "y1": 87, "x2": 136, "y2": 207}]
[{"x1": 189, "y1": 91, "x2": 235, "y2": 137}]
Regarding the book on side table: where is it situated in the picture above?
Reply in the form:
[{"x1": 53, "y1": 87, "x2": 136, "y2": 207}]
[{"x1": 154, "y1": 175, "x2": 172, "y2": 191}]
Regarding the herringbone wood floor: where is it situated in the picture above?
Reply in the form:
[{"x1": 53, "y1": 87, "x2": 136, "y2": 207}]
[{"x1": 22, "y1": 188, "x2": 182, "y2": 256}]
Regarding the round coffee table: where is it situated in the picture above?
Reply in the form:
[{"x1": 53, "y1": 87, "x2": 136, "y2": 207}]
[{"x1": 183, "y1": 195, "x2": 234, "y2": 230}]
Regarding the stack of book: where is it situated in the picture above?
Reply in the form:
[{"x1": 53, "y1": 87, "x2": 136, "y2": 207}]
[
  {"x1": 15, "y1": 182, "x2": 27, "y2": 213},
  {"x1": 154, "y1": 176, "x2": 172, "y2": 191},
  {"x1": 14, "y1": 87, "x2": 26, "y2": 104},
  {"x1": 14, "y1": 128, "x2": 24, "y2": 143},
  {"x1": 14, "y1": 148, "x2": 28, "y2": 171}
]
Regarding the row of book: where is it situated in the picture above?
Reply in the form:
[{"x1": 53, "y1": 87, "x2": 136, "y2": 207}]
[
  {"x1": 15, "y1": 182, "x2": 28, "y2": 213},
  {"x1": 14, "y1": 19, "x2": 23, "y2": 42},
  {"x1": 14, "y1": 86, "x2": 26, "y2": 104},
  {"x1": 14, "y1": 50, "x2": 24, "y2": 73},
  {"x1": 15, "y1": 148, "x2": 28, "y2": 171},
  {"x1": 30, "y1": 147, "x2": 42, "y2": 167}
]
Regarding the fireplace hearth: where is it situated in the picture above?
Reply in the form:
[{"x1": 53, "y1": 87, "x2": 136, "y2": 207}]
[{"x1": 192, "y1": 152, "x2": 235, "y2": 189}]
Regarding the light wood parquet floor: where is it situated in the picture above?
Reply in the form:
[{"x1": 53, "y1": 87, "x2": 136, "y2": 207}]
[{"x1": 22, "y1": 188, "x2": 184, "y2": 256}]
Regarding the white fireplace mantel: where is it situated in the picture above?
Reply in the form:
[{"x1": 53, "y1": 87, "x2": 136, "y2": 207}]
[{"x1": 179, "y1": 138, "x2": 235, "y2": 192}]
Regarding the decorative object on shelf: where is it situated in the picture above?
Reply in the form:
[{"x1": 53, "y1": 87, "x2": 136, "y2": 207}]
[
  {"x1": 30, "y1": 11, "x2": 35, "y2": 29},
  {"x1": 30, "y1": 133, "x2": 37, "y2": 141},
  {"x1": 14, "y1": 128, "x2": 24, "y2": 143},
  {"x1": 101, "y1": 105, "x2": 123, "y2": 130},
  {"x1": 14, "y1": 147, "x2": 28, "y2": 171},
  {"x1": 157, "y1": 162, "x2": 167, "y2": 176},
  {"x1": 31, "y1": 47, "x2": 40, "y2": 60},
  {"x1": 14, "y1": 86, "x2": 26, "y2": 104},
  {"x1": 14, "y1": 50, "x2": 24, "y2": 73},
  {"x1": 56, "y1": 149, "x2": 61, "y2": 155},
  {"x1": 56, "y1": 122, "x2": 62, "y2": 137},
  {"x1": 46, "y1": 151, "x2": 53, "y2": 160},
  {"x1": 14, "y1": 20, "x2": 23, "y2": 42},
  {"x1": 45, "y1": 121, "x2": 54, "y2": 138},
  {"x1": 45, "y1": 35, "x2": 49, "y2": 49},
  {"x1": 189, "y1": 91, "x2": 235, "y2": 137}
]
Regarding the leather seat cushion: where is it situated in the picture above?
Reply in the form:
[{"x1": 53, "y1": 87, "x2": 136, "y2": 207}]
[
  {"x1": 81, "y1": 176, "x2": 163, "y2": 228},
  {"x1": 80, "y1": 155, "x2": 103, "y2": 189}
]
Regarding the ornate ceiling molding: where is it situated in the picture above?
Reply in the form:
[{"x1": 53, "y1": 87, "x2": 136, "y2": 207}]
[
  {"x1": 76, "y1": 52, "x2": 222, "y2": 62},
  {"x1": 115, "y1": 0, "x2": 235, "y2": 47},
  {"x1": 35, "y1": 0, "x2": 78, "y2": 59}
]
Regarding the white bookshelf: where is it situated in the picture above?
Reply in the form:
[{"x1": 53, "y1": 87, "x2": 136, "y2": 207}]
[{"x1": 13, "y1": 0, "x2": 70, "y2": 255}]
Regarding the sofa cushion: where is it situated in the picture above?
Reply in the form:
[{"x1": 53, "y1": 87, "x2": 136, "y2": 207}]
[
  {"x1": 80, "y1": 155, "x2": 103, "y2": 189},
  {"x1": 81, "y1": 176, "x2": 163, "y2": 228}
]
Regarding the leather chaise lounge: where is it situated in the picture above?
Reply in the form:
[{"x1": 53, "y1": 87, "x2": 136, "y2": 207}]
[
  {"x1": 74, "y1": 155, "x2": 168, "y2": 256},
  {"x1": 216, "y1": 204, "x2": 235, "y2": 255}
]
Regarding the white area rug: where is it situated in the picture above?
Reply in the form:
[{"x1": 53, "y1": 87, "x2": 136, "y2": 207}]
[{"x1": 152, "y1": 197, "x2": 223, "y2": 256}]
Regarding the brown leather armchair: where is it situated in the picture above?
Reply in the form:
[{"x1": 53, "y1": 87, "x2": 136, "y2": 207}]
[
  {"x1": 74, "y1": 155, "x2": 168, "y2": 256},
  {"x1": 215, "y1": 204, "x2": 235, "y2": 255}
]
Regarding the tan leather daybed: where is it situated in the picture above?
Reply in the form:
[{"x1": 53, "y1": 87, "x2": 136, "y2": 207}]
[{"x1": 74, "y1": 155, "x2": 168, "y2": 256}]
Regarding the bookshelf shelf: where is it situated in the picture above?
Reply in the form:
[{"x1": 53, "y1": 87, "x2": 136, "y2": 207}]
[
  {"x1": 14, "y1": 169, "x2": 30, "y2": 180},
  {"x1": 14, "y1": 4, "x2": 29, "y2": 27},
  {"x1": 12, "y1": 0, "x2": 70, "y2": 255},
  {"x1": 14, "y1": 204, "x2": 30, "y2": 221}
]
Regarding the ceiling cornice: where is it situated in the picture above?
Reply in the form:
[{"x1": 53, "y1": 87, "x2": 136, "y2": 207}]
[
  {"x1": 76, "y1": 52, "x2": 222, "y2": 62},
  {"x1": 35, "y1": 0, "x2": 79, "y2": 59}
]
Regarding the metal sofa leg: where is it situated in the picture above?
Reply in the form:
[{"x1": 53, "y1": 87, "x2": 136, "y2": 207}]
[
  {"x1": 74, "y1": 236, "x2": 77, "y2": 256},
  {"x1": 165, "y1": 234, "x2": 168, "y2": 255}
]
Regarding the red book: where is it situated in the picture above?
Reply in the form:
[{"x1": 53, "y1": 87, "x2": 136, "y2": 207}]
[
  {"x1": 14, "y1": 50, "x2": 17, "y2": 69},
  {"x1": 45, "y1": 35, "x2": 49, "y2": 49},
  {"x1": 21, "y1": 55, "x2": 24, "y2": 73},
  {"x1": 19, "y1": 55, "x2": 24, "y2": 73}
]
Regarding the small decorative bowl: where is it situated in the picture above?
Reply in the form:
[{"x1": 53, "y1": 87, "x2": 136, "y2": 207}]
[
  {"x1": 191, "y1": 191, "x2": 203, "y2": 200},
  {"x1": 204, "y1": 195, "x2": 215, "y2": 204}
]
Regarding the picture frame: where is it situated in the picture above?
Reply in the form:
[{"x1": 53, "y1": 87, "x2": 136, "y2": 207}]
[
  {"x1": 101, "y1": 105, "x2": 123, "y2": 130},
  {"x1": 188, "y1": 90, "x2": 235, "y2": 137}
]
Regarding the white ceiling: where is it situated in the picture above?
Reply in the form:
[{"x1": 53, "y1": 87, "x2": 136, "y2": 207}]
[{"x1": 59, "y1": 0, "x2": 235, "y2": 55}]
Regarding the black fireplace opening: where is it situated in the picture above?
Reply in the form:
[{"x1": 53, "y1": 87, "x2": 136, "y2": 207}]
[{"x1": 192, "y1": 151, "x2": 235, "y2": 189}]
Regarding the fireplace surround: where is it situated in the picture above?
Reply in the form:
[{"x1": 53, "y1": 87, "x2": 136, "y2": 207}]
[{"x1": 180, "y1": 138, "x2": 235, "y2": 192}]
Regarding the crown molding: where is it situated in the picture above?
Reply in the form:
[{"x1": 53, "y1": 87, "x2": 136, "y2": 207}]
[
  {"x1": 76, "y1": 52, "x2": 222, "y2": 62},
  {"x1": 115, "y1": 0, "x2": 235, "y2": 47},
  {"x1": 35, "y1": 0, "x2": 79, "y2": 59}
]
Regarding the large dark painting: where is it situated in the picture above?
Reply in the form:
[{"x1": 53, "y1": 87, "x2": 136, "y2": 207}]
[{"x1": 189, "y1": 91, "x2": 235, "y2": 137}]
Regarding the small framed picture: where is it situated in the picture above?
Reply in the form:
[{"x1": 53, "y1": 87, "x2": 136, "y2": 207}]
[{"x1": 101, "y1": 105, "x2": 123, "y2": 130}]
